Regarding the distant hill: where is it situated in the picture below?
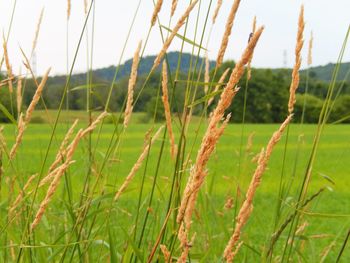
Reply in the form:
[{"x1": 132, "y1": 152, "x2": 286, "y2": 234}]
[
  {"x1": 301, "y1": 62, "x2": 350, "y2": 82},
  {"x1": 60, "y1": 52, "x2": 349, "y2": 84},
  {"x1": 45, "y1": 51, "x2": 350, "y2": 84},
  {"x1": 73, "y1": 51, "x2": 216, "y2": 82}
]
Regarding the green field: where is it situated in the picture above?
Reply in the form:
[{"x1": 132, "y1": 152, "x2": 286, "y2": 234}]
[{"x1": 1, "y1": 121, "x2": 349, "y2": 261}]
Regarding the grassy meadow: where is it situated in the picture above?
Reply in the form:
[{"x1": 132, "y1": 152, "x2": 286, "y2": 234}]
[{"x1": 1, "y1": 119, "x2": 349, "y2": 261}]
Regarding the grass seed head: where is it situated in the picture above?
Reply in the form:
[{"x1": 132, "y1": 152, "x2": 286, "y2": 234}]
[
  {"x1": 171, "y1": 0, "x2": 178, "y2": 17},
  {"x1": 124, "y1": 41, "x2": 142, "y2": 128},
  {"x1": 216, "y1": 0, "x2": 241, "y2": 69},
  {"x1": 288, "y1": 5, "x2": 305, "y2": 114},
  {"x1": 151, "y1": 0, "x2": 163, "y2": 26},
  {"x1": 212, "y1": 0, "x2": 223, "y2": 24}
]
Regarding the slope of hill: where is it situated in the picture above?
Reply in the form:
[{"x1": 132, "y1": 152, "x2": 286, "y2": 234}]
[
  {"x1": 81, "y1": 51, "x2": 216, "y2": 82},
  {"x1": 302, "y1": 62, "x2": 350, "y2": 82},
  {"x1": 55, "y1": 52, "x2": 349, "y2": 84}
]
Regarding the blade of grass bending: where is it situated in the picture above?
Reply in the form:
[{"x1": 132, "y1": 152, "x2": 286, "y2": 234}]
[
  {"x1": 108, "y1": 228, "x2": 118, "y2": 263},
  {"x1": 69, "y1": 83, "x2": 107, "y2": 92},
  {"x1": 188, "y1": 89, "x2": 222, "y2": 107},
  {"x1": 0, "y1": 103, "x2": 16, "y2": 125},
  {"x1": 324, "y1": 67, "x2": 350, "y2": 123},
  {"x1": 331, "y1": 114, "x2": 350, "y2": 124},
  {"x1": 266, "y1": 187, "x2": 325, "y2": 258},
  {"x1": 160, "y1": 25, "x2": 208, "y2": 51}
]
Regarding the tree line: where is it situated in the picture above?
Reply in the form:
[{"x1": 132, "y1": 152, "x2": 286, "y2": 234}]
[{"x1": 1, "y1": 60, "x2": 350, "y2": 123}]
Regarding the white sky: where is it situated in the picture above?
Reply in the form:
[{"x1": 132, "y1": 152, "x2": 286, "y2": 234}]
[{"x1": 0, "y1": 0, "x2": 349, "y2": 76}]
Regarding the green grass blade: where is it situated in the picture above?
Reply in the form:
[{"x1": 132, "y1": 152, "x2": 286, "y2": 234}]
[
  {"x1": 160, "y1": 25, "x2": 208, "y2": 51},
  {"x1": 0, "y1": 102, "x2": 17, "y2": 125}
]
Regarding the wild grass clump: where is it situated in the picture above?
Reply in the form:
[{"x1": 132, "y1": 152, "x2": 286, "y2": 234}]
[{"x1": 0, "y1": 1, "x2": 349, "y2": 262}]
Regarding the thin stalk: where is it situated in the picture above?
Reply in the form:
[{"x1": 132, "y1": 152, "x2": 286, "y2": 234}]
[
  {"x1": 336, "y1": 229, "x2": 350, "y2": 263},
  {"x1": 300, "y1": 68, "x2": 310, "y2": 124},
  {"x1": 237, "y1": 74, "x2": 250, "y2": 177}
]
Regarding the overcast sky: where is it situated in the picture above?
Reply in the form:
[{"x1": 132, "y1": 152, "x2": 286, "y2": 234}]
[{"x1": 0, "y1": 0, "x2": 349, "y2": 76}]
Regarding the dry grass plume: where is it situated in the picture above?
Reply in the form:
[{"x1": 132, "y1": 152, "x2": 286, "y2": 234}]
[
  {"x1": 9, "y1": 68, "x2": 51, "y2": 160},
  {"x1": 3, "y1": 39, "x2": 13, "y2": 93},
  {"x1": 9, "y1": 174, "x2": 38, "y2": 215},
  {"x1": 161, "y1": 61, "x2": 177, "y2": 159},
  {"x1": 247, "y1": 16, "x2": 257, "y2": 80},
  {"x1": 308, "y1": 31, "x2": 313, "y2": 66},
  {"x1": 212, "y1": 0, "x2": 223, "y2": 24},
  {"x1": 124, "y1": 41, "x2": 142, "y2": 128},
  {"x1": 216, "y1": 0, "x2": 241, "y2": 69},
  {"x1": 223, "y1": 115, "x2": 292, "y2": 262},
  {"x1": 151, "y1": 0, "x2": 163, "y2": 27},
  {"x1": 160, "y1": 244, "x2": 171, "y2": 262},
  {"x1": 67, "y1": 0, "x2": 71, "y2": 20},
  {"x1": 32, "y1": 8, "x2": 44, "y2": 54},
  {"x1": 171, "y1": 0, "x2": 178, "y2": 17},
  {"x1": 288, "y1": 5, "x2": 305, "y2": 114}
]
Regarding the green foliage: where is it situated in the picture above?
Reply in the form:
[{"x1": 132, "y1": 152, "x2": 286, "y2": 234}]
[
  {"x1": 16, "y1": 55, "x2": 350, "y2": 124},
  {"x1": 301, "y1": 62, "x2": 350, "y2": 82},
  {"x1": 0, "y1": 85, "x2": 17, "y2": 123},
  {"x1": 294, "y1": 94, "x2": 323, "y2": 123},
  {"x1": 331, "y1": 94, "x2": 350, "y2": 123},
  {"x1": 208, "y1": 65, "x2": 290, "y2": 123},
  {"x1": 146, "y1": 96, "x2": 164, "y2": 121},
  {"x1": 30, "y1": 116, "x2": 45, "y2": 123}
]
